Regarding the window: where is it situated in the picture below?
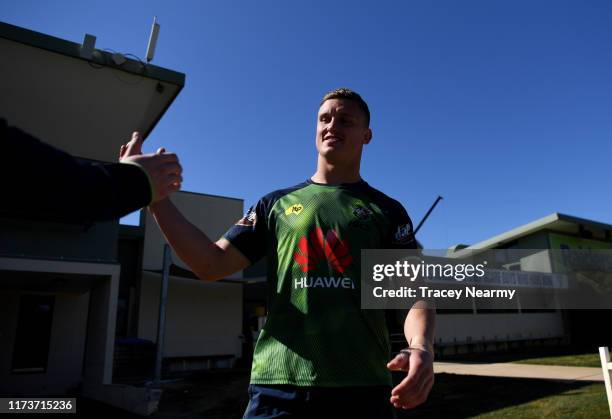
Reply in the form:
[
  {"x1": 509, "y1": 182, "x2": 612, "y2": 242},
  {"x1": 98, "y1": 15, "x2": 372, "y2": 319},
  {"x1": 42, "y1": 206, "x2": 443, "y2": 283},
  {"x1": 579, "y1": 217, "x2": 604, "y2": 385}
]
[{"x1": 11, "y1": 295, "x2": 55, "y2": 373}]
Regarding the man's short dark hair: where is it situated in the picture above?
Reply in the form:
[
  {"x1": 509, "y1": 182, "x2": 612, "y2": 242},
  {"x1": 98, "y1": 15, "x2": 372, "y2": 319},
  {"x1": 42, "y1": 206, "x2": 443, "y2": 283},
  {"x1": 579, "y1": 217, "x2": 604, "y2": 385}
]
[{"x1": 320, "y1": 88, "x2": 370, "y2": 127}]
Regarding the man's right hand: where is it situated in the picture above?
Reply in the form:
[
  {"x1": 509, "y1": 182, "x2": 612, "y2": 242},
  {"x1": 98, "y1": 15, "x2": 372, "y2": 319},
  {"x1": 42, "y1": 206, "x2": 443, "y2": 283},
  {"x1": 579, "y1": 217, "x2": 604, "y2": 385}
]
[{"x1": 118, "y1": 132, "x2": 183, "y2": 203}]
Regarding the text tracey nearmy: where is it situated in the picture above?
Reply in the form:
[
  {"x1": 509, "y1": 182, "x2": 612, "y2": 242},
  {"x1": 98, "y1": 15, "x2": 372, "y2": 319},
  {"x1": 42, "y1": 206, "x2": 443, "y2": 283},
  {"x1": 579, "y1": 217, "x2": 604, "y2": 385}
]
[{"x1": 373, "y1": 286, "x2": 516, "y2": 300}]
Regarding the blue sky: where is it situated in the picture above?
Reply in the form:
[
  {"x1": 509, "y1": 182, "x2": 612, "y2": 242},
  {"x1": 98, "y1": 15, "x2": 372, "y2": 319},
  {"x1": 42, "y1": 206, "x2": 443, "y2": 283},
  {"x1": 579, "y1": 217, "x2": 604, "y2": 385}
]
[{"x1": 3, "y1": 1, "x2": 611, "y2": 248}]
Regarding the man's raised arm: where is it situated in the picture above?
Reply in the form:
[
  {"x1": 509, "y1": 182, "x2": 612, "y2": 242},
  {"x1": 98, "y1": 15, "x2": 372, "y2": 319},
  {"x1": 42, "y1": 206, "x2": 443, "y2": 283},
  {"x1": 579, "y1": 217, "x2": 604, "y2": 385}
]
[
  {"x1": 148, "y1": 198, "x2": 250, "y2": 281},
  {"x1": 2, "y1": 120, "x2": 182, "y2": 223},
  {"x1": 119, "y1": 131, "x2": 250, "y2": 282}
]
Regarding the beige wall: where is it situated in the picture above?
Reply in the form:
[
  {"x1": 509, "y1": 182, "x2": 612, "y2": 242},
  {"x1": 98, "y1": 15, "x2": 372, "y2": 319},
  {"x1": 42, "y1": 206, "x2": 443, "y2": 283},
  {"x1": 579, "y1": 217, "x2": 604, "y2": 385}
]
[
  {"x1": 520, "y1": 250, "x2": 553, "y2": 273},
  {"x1": 138, "y1": 272, "x2": 243, "y2": 358},
  {"x1": 0, "y1": 258, "x2": 120, "y2": 396},
  {"x1": 436, "y1": 311, "x2": 564, "y2": 344},
  {"x1": 142, "y1": 191, "x2": 244, "y2": 279},
  {"x1": 0, "y1": 290, "x2": 89, "y2": 395}
]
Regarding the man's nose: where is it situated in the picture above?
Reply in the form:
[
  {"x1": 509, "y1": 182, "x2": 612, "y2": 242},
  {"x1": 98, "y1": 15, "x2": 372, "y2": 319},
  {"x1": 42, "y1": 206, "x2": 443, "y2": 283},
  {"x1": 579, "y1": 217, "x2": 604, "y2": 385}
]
[{"x1": 327, "y1": 117, "x2": 340, "y2": 132}]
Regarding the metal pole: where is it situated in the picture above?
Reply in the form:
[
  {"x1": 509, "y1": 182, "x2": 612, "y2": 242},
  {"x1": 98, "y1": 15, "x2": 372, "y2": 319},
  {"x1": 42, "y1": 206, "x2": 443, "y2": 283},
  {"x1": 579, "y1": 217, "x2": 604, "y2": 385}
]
[
  {"x1": 414, "y1": 195, "x2": 443, "y2": 235},
  {"x1": 154, "y1": 244, "x2": 171, "y2": 385}
]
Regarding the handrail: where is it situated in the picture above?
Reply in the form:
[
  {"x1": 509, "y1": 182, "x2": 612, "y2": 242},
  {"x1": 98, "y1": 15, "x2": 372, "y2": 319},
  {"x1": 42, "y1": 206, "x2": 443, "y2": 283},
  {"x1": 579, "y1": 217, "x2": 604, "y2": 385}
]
[{"x1": 598, "y1": 346, "x2": 612, "y2": 418}]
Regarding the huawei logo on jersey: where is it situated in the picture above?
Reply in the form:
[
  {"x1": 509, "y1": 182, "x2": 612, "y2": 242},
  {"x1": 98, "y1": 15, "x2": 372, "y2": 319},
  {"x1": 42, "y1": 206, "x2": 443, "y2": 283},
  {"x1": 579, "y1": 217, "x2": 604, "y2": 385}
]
[{"x1": 294, "y1": 227, "x2": 353, "y2": 273}]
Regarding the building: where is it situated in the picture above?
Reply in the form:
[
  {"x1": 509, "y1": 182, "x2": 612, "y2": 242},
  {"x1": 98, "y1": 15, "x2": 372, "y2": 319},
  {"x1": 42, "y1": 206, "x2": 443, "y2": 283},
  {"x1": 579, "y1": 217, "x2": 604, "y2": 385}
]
[
  {"x1": 2, "y1": 19, "x2": 610, "y2": 415},
  {"x1": 432, "y1": 212, "x2": 612, "y2": 354},
  {"x1": 135, "y1": 191, "x2": 246, "y2": 374},
  {"x1": 0, "y1": 20, "x2": 185, "y2": 413}
]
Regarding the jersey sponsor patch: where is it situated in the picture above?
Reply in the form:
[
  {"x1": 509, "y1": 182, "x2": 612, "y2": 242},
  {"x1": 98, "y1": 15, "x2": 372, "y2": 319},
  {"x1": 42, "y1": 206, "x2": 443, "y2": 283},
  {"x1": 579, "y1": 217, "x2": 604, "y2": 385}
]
[
  {"x1": 393, "y1": 223, "x2": 413, "y2": 244},
  {"x1": 294, "y1": 276, "x2": 355, "y2": 289},
  {"x1": 236, "y1": 208, "x2": 257, "y2": 226},
  {"x1": 293, "y1": 227, "x2": 353, "y2": 273},
  {"x1": 284, "y1": 203, "x2": 304, "y2": 216}
]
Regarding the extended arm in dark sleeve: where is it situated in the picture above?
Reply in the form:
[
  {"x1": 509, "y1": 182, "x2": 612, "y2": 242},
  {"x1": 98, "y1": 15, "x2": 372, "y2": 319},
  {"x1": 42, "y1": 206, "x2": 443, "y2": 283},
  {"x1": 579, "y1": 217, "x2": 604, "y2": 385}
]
[
  {"x1": 223, "y1": 199, "x2": 269, "y2": 264},
  {"x1": 2, "y1": 119, "x2": 152, "y2": 224}
]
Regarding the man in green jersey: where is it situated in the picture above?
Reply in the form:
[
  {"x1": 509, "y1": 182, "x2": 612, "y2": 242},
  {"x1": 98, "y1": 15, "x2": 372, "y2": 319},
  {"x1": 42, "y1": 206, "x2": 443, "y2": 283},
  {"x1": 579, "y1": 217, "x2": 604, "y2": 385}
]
[{"x1": 125, "y1": 88, "x2": 435, "y2": 417}]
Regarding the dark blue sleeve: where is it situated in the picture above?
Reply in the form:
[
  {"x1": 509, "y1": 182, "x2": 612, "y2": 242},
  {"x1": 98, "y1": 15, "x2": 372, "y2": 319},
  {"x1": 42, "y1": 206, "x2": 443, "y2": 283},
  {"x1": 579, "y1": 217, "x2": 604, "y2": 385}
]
[
  {"x1": 223, "y1": 198, "x2": 268, "y2": 264},
  {"x1": 2, "y1": 118, "x2": 152, "y2": 224},
  {"x1": 387, "y1": 202, "x2": 418, "y2": 250}
]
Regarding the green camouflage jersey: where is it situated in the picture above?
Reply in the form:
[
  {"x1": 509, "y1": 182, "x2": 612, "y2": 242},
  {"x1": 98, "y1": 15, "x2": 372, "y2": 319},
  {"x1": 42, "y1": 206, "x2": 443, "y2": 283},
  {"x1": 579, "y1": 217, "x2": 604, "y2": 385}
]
[{"x1": 224, "y1": 179, "x2": 416, "y2": 387}]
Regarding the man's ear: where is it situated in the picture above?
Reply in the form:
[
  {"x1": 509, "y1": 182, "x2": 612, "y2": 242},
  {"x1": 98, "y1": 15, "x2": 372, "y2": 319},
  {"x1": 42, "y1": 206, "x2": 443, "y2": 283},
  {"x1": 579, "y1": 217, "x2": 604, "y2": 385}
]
[{"x1": 364, "y1": 128, "x2": 372, "y2": 145}]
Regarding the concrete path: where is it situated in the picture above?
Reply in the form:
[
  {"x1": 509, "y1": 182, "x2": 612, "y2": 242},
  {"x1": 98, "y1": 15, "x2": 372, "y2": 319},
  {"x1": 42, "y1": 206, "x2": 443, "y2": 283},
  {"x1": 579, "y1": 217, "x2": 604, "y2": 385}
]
[{"x1": 434, "y1": 361, "x2": 604, "y2": 382}]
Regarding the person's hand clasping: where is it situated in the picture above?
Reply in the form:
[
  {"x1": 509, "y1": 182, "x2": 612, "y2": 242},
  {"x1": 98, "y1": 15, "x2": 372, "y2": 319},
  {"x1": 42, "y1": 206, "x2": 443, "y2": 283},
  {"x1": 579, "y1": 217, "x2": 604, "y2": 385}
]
[
  {"x1": 118, "y1": 131, "x2": 182, "y2": 203},
  {"x1": 386, "y1": 346, "x2": 434, "y2": 410}
]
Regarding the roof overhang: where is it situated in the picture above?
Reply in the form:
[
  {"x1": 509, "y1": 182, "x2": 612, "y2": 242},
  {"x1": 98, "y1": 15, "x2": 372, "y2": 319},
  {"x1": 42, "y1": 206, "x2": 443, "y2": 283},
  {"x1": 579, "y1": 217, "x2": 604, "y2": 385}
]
[
  {"x1": 0, "y1": 21, "x2": 185, "y2": 162},
  {"x1": 449, "y1": 212, "x2": 612, "y2": 257}
]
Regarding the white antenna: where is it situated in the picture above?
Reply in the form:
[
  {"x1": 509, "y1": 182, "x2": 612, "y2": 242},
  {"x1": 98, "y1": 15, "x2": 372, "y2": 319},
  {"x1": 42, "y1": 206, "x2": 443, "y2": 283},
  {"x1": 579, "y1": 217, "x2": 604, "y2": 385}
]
[
  {"x1": 146, "y1": 16, "x2": 160, "y2": 63},
  {"x1": 80, "y1": 34, "x2": 96, "y2": 59}
]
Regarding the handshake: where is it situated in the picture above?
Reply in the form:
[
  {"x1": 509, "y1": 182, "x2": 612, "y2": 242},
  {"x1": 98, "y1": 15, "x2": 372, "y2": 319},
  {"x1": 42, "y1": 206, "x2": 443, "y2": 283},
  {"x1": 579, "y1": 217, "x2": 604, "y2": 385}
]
[{"x1": 119, "y1": 131, "x2": 183, "y2": 204}]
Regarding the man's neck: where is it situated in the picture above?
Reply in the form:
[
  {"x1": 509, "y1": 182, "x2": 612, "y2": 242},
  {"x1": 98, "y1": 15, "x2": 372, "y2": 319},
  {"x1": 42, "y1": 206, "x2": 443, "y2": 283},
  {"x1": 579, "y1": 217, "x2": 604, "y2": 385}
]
[{"x1": 311, "y1": 158, "x2": 362, "y2": 184}]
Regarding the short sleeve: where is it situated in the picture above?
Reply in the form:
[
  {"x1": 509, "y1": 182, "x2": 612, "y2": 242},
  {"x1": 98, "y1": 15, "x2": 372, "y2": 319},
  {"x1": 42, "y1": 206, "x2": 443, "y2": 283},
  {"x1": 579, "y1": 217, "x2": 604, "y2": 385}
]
[
  {"x1": 223, "y1": 199, "x2": 268, "y2": 264},
  {"x1": 387, "y1": 203, "x2": 418, "y2": 250}
]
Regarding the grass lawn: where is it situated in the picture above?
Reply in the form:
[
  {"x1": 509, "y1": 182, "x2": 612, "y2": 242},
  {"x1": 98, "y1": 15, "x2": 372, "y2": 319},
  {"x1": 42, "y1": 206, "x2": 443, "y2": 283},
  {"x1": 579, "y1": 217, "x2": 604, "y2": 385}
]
[
  {"x1": 72, "y1": 344, "x2": 611, "y2": 417},
  {"x1": 145, "y1": 370, "x2": 609, "y2": 418},
  {"x1": 513, "y1": 353, "x2": 601, "y2": 368},
  {"x1": 401, "y1": 373, "x2": 608, "y2": 419},
  {"x1": 473, "y1": 383, "x2": 607, "y2": 418}
]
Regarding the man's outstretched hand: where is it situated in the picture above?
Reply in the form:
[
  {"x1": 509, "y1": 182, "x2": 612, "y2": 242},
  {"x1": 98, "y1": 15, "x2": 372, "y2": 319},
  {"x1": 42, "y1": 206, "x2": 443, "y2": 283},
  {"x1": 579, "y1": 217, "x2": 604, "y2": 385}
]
[
  {"x1": 119, "y1": 131, "x2": 183, "y2": 203},
  {"x1": 387, "y1": 348, "x2": 434, "y2": 410}
]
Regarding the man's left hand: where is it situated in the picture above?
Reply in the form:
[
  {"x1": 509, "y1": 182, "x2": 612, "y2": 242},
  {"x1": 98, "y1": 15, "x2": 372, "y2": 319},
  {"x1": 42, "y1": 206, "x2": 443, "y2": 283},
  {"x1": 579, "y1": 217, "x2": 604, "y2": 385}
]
[{"x1": 386, "y1": 348, "x2": 434, "y2": 410}]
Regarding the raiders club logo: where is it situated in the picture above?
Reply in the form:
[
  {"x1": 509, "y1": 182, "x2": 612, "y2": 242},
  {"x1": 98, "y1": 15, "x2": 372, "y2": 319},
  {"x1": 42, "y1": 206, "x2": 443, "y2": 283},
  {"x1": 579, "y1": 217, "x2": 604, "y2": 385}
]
[
  {"x1": 352, "y1": 205, "x2": 373, "y2": 220},
  {"x1": 236, "y1": 208, "x2": 257, "y2": 226}
]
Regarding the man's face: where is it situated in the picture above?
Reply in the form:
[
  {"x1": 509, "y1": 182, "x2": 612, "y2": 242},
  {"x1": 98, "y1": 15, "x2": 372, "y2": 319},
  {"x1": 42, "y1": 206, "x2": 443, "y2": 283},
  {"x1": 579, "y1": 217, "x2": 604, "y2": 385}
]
[{"x1": 316, "y1": 98, "x2": 372, "y2": 164}]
